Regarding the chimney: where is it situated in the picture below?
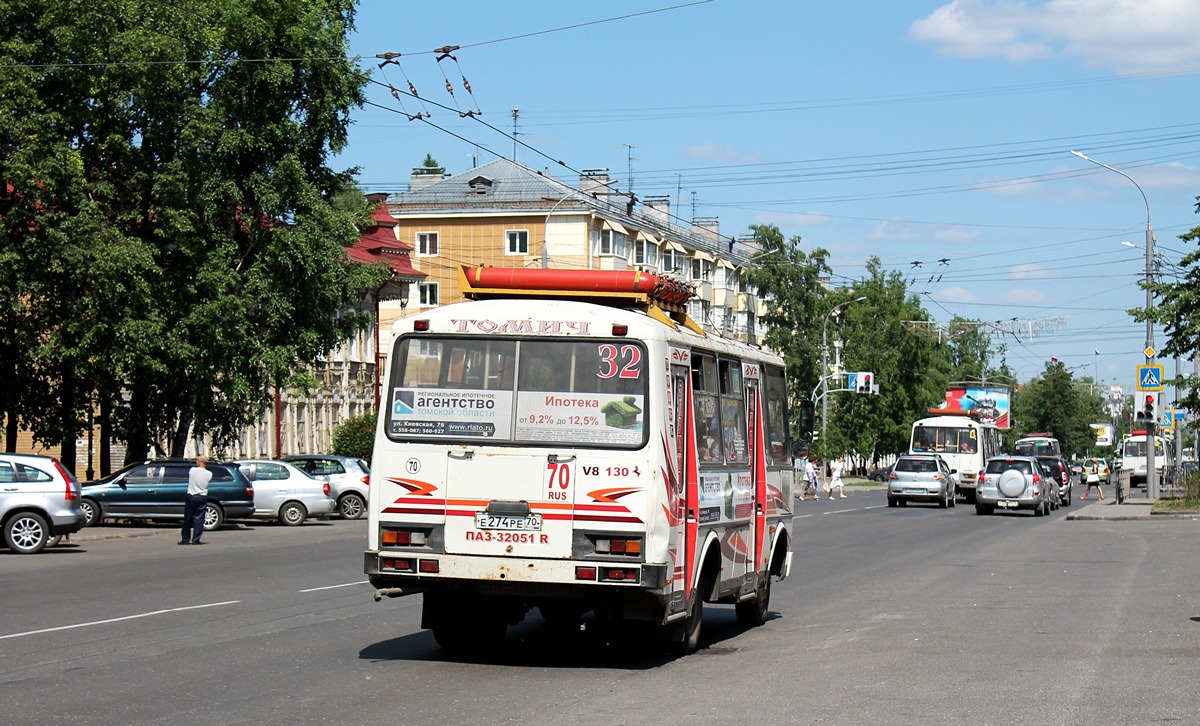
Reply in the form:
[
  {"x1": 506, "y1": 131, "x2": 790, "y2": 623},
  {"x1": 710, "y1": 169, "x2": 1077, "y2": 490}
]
[
  {"x1": 692, "y1": 216, "x2": 720, "y2": 242},
  {"x1": 409, "y1": 168, "x2": 445, "y2": 191},
  {"x1": 580, "y1": 168, "x2": 616, "y2": 200},
  {"x1": 643, "y1": 195, "x2": 671, "y2": 227}
]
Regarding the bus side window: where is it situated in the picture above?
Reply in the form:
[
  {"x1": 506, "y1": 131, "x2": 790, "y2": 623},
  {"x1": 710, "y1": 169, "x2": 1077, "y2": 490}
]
[{"x1": 692, "y1": 353, "x2": 722, "y2": 463}]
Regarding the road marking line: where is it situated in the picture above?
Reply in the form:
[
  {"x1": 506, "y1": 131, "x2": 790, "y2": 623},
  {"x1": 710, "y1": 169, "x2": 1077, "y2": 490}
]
[
  {"x1": 792, "y1": 513, "x2": 814, "y2": 519},
  {"x1": 863, "y1": 505, "x2": 888, "y2": 510},
  {"x1": 0, "y1": 600, "x2": 240, "y2": 641},
  {"x1": 823, "y1": 508, "x2": 857, "y2": 514},
  {"x1": 299, "y1": 580, "x2": 370, "y2": 593}
]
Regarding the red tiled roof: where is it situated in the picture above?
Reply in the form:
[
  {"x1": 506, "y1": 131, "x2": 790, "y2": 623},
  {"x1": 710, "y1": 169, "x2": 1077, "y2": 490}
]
[{"x1": 346, "y1": 201, "x2": 425, "y2": 279}]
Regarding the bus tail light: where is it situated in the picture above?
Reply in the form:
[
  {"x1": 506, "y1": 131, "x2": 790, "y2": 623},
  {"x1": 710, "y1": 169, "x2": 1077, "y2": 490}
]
[
  {"x1": 381, "y1": 557, "x2": 414, "y2": 572},
  {"x1": 413, "y1": 319, "x2": 430, "y2": 331},
  {"x1": 418, "y1": 559, "x2": 439, "y2": 573},
  {"x1": 382, "y1": 529, "x2": 427, "y2": 546},
  {"x1": 596, "y1": 537, "x2": 642, "y2": 556},
  {"x1": 601, "y1": 567, "x2": 640, "y2": 583},
  {"x1": 575, "y1": 566, "x2": 598, "y2": 580},
  {"x1": 612, "y1": 324, "x2": 629, "y2": 336}
]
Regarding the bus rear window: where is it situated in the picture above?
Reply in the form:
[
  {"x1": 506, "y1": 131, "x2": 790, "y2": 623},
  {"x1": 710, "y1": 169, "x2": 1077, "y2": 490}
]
[{"x1": 386, "y1": 337, "x2": 647, "y2": 448}]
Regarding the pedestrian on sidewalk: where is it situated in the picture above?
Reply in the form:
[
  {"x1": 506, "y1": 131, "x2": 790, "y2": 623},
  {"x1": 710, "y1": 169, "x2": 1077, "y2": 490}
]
[
  {"x1": 800, "y1": 456, "x2": 819, "y2": 500},
  {"x1": 181, "y1": 455, "x2": 212, "y2": 545},
  {"x1": 827, "y1": 455, "x2": 847, "y2": 500},
  {"x1": 1080, "y1": 461, "x2": 1105, "y2": 501}
]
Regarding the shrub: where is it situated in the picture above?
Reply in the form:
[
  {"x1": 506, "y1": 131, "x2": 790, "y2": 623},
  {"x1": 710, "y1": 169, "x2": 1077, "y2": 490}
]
[{"x1": 331, "y1": 412, "x2": 377, "y2": 465}]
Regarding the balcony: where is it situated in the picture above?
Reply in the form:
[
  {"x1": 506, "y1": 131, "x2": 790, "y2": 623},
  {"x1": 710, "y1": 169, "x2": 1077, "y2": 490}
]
[{"x1": 712, "y1": 286, "x2": 735, "y2": 308}]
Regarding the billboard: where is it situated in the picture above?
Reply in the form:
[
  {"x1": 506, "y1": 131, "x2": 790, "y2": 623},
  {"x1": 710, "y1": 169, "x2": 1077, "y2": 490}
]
[
  {"x1": 1091, "y1": 423, "x2": 1115, "y2": 447},
  {"x1": 938, "y1": 385, "x2": 1011, "y2": 429}
]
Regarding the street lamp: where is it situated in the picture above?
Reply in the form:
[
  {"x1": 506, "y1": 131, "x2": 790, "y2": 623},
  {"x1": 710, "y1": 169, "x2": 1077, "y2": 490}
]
[
  {"x1": 1070, "y1": 150, "x2": 1158, "y2": 498},
  {"x1": 821, "y1": 296, "x2": 868, "y2": 458}
]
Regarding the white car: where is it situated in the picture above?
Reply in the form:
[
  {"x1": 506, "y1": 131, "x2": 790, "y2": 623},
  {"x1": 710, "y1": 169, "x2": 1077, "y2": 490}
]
[
  {"x1": 234, "y1": 460, "x2": 336, "y2": 526},
  {"x1": 282, "y1": 455, "x2": 369, "y2": 519}
]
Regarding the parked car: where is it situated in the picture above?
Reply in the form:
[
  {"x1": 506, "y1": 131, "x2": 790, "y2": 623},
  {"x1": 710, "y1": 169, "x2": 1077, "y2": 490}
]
[
  {"x1": 1035, "y1": 455, "x2": 1073, "y2": 507},
  {"x1": 1080, "y1": 457, "x2": 1111, "y2": 484},
  {"x1": 282, "y1": 455, "x2": 369, "y2": 519},
  {"x1": 234, "y1": 459, "x2": 336, "y2": 526},
  {"x1": 867, "y1": 465, "x2": 892, "y2": 482},
  {"x1": 887, "y1": 454, "x2": 956, "y2": 508},
  {"x1": 1, "y1": 453, "x2": 87, "y2": 554},
  {"x1": 975, "y1": 456, "x2": 1054, "y2": 517},
  {"x1": 81, "y1": 459, "x2": 254, "y2": 530}
]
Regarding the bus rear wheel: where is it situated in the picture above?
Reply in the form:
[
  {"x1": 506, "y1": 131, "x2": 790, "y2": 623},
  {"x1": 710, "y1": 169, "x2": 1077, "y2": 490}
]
[{"x1": 735, "y1": 576, "x2": 771, "y2": 628}]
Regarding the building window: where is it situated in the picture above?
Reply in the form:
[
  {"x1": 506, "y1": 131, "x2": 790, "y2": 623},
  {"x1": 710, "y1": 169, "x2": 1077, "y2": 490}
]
[
  {"x1": 691, "y1": 258, "x2": 712, "y2": 281},
  {"x1": 506, "y1": 229, "x2": 529, "y2": 255},
  {"x1": 662, "y1": 248, "x2": 680, "y2": 274},
  {"x1": 416, "y1": 231, "x2": 438, "y2": 256},
  {"x1": 418, "y1": 282, "x2": 439, "y2": 307},
  {"x1": 596, "y1": 229, "x2": 628, "y2": 258},
  {"x1": 635, "y1": 239, "x2": 659, "y2": 267}
]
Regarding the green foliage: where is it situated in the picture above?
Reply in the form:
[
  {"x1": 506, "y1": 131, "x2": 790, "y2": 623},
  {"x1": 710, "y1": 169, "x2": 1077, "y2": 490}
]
[
  {"x1": 1142, "y1": 195, "x2": 1200, "y2": 411},
  {"x1": 414, "y1": 154, "x2": 447, "y2": 175},
  {"x1": 331, "y1": 412, "x2": 377, "y2": 464},
  {"x1": 1010, "y1": 361, "x2": 1108, "y2": 457},
  {"x1": 0, "y1": 0, "x2": 386, "y2": 463},
  {"x1": 824, "y1": 259, "x2": 951, "y2": 462}
]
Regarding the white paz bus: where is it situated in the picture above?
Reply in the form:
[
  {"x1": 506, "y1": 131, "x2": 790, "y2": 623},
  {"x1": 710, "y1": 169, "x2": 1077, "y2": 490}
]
[
  {"x1": 910, "y1": 411, "x2": 1002, "y2": 501},
  {"x1": 366, "y1": 266, "x2": 813, "y2": 655}
]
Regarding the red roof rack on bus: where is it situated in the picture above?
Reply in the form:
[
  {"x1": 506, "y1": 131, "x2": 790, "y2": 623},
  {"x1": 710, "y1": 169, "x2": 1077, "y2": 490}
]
[{"x1": 457, "y1": 266, "x2": 705, "y2": 335}]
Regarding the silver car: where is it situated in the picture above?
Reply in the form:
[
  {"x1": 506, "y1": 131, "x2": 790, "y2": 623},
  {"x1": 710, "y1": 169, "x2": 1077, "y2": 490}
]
[
  {"x1": 282, "y1": 455, "x2": 369, "y2": 519},
  {"x1": 887, "y1": 454, "x2": 957, "y2": 508},
  {"x1": 976, "y1": 455, "x2": 1054, "y2": 517},
  {"x1": 1, "y1": 453, "x2": 87, "y2": 554},
  {"x1": 234, "y1": 460, "x2": 336, "y2": 526}
]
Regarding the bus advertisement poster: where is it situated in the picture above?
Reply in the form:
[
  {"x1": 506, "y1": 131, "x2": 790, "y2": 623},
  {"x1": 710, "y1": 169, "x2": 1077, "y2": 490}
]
[{"x1": 938, "y1": 385, "x2": 1011, "y2": 429}]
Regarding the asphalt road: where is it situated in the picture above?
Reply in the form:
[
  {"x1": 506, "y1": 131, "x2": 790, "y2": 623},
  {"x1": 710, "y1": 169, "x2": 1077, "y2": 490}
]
[{"x1": 3, "y1": 493, "x2": 1199, "y2": 725}]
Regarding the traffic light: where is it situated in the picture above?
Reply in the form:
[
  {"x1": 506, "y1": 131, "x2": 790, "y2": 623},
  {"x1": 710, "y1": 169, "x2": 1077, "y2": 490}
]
[
  {"x1": 1137, "y1": 393, "x2": 1158, "y2": 424},
  {"x1": 856, "y1": 372, "x2": 875, "y2": 394}
]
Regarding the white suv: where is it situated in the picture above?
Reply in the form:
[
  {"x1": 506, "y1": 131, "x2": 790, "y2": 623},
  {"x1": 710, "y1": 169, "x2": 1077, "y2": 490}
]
[{"x1": 1, "y1": 453, "x2": 87, "y2": 554}]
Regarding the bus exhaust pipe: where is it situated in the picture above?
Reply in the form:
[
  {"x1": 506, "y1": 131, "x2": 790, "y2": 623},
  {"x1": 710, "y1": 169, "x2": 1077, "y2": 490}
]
[{"x1": 374, "y1": 588, "x2": 409, "y2": 601}]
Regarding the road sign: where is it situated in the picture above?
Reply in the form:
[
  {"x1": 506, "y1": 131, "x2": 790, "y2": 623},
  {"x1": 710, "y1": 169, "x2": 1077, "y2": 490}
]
[
  {"x1": 1144, "y1": 346, "x2": 1156, "y2": 359},
  {"x1": 1161, "y1": 410, "x2": 1179, "y2": 429},
  {"x1": 1137, "y1": 364, "x2": 1164, "y2": 391}
]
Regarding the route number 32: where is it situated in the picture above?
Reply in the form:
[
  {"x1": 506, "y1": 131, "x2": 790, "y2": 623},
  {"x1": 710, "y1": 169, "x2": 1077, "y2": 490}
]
[{"x1": 597, "y1": 344, "x2": 641, "y2": 379}]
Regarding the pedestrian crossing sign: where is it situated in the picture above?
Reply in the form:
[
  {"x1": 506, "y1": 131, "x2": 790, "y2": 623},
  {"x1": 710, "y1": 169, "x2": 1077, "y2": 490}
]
[
  {"x1": 1137, "y1": 364, "x2": 1164, "y2": 391},
  {"x1": 1161, "y1": 410, "x2": 1177, "y2": 429}
]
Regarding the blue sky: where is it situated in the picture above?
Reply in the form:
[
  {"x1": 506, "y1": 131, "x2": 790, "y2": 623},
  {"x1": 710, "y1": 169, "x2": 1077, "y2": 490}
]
[{"x1": 337, "y1": 0, "x2": 1200, "y2": 395}]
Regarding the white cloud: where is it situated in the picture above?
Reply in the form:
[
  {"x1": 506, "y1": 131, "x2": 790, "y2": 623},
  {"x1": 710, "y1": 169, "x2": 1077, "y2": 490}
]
[
  {"x1": 680, "y1": 143, "x2": 761, "y2": 164},
  {"x1": 866, "y1": 217, "x2": 983, "y2": 244},
  {"x1": 1005, "y1": 286, "x2": 1048, "y2": 303},
  {"x1": 909, "y1": 1, "x2": 1200, "y2": 73},
  {"x1": 1009, "y1": 263, "x2": 1052, "y2": 279},
  {"x1": 937, "y1": 286, "x2": 978, "y2": 303},
  {"x1": 750, "y1": 210, "x2": 830, "y2": 228}
]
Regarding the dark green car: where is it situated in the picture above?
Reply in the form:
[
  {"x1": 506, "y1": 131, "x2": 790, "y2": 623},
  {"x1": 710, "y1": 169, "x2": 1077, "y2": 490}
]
[{"x1": 80, "y1": 459, "x2": 255, "y2": 531}]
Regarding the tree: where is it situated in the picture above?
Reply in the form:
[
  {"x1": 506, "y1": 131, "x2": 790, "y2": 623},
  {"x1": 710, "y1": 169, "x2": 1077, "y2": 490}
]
[
  {"x1": 1010, "y1": 361, "x2": 1106, "y2": 457},
  {"x1": 414, "y1": 154, "x2": 447, "y2": 176},
  {"x1": 1141, "y1": 194, "x2": 1200, "y2": 411},
  {"x1": 740, "y1": 224, "x2": 831, "y2": 422},
  {"x1": 826, "y1": 259, "x2": 950, "y2": 464},
  {"x1": 0, "y1": 0, "x2": 388, "y2": 469}
]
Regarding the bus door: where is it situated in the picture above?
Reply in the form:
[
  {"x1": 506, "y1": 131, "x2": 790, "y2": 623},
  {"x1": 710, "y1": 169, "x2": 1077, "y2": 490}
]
[
  {"x1": 743, "y1": 364, "x2": 766, "y2": 577},
  {"x1": 670, "y1": 350, "x2": 693, "y2": 610}
]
